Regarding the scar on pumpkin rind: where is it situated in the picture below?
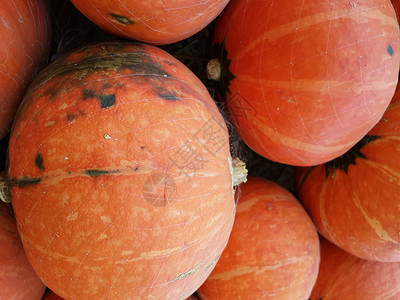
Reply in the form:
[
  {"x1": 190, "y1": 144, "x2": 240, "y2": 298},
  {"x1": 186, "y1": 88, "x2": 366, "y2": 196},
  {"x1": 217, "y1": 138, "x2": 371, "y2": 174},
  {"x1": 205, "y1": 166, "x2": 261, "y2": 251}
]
[
  {"x1": 109, "y1": 13, "x2": 134, "y2": 26},
  {"x1": 82, "y1": 89, "x2": 116, "y2": 108},
  {"x1": 9, "y1": 177, "x2": 42, "y2": 188},
  {"x1": 155, "y1": 86, "x2": 180, "y2": 101},
  {"x1": 83, "y1": 169, "x2": 120, "y2": 177},
  {"x1": 35, "y1": 153, "x2": 44, "y2": 170}
]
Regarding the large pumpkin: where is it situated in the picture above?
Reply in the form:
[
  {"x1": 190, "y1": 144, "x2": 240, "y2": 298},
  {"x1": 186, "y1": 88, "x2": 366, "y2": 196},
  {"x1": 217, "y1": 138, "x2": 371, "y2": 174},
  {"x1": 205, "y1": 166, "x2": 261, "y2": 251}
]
[
  {"x1": 197, "y1": 177, "x2": 320, "y2": 300},
  {"x1": 0, "y1": 0, "x2": 50, "y2": 139},
  {"x1": 69, "y1": 0, "x2": 230, "y2": 45},
  {"x1": 310, "y1": 237, "x2": 400, "y2": 299},
  {"x1": 209, "y1": 0, "x2": 400, "y2": 166},
  {"x1": 0, "y1": 202, "x2": 46, "y2": 300},
  {"x1": 295, "y1": 82, "x2": 400, "y2": 262},
  {"x1": 7, "y1": 42, "x2": 238, "y2": 299}
]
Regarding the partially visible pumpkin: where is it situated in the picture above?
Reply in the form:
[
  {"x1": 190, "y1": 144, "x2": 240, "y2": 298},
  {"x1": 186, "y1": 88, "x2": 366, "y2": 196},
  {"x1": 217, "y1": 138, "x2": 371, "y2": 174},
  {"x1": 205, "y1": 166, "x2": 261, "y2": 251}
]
[
  {"x1": 295, "y1": 82, "x2": 400, "y2": 262},
  {"x1": 0, "y1": 201, "x2": 46, "y2": 300},
  {"x1": 197, "y1": 177, "x2": 320, "y2": 300},
  {"x1": 42, "y1": 289, "x2": 200, "y2": 299},
  {"x1": 209, "y1": 0, "x2": 400, "y2": 166},
  {"x1": 0, "y1": 0, "x2": 51, "y2": 139},
  {"x1": 7, "y1": 42, "x2": 240, "y2": 299},
  {"x1": 310, "y1": 237, "x2": 400, "y2": 299},
  {"x1": 69, "y1": 0, "x2": 230, "y2": 45}
]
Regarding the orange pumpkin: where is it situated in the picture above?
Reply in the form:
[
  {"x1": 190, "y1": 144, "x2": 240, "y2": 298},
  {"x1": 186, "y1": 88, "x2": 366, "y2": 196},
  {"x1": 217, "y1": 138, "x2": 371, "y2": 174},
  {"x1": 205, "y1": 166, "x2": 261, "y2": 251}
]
[
  {"x1": 0, "y1": 0, "x2": 50, "y2": 139},
  {"x1": 310, "y1": 237, "x2": 400, "y2": 299},
  {"x1": 0, "y1": 202, "x2": 46, "y2": 300},
  {"x1": 42, "y1": 289, "x2": 200, "y2": 299},
  {"x1": 7, "y1": 42, "x2": 238, "y2": 299},
  {"x1": 69, "y1": 0, "x2": 230, "y2": 45},
  {"x1": 295, "y1": 83, "x2": 400, "y2": 262},
  {"x1": 209, "y1": 0, "x2": 400, "y2": 166},
  {"x1": 197, "y1": 177, "x2": 320, "y2": 300}
]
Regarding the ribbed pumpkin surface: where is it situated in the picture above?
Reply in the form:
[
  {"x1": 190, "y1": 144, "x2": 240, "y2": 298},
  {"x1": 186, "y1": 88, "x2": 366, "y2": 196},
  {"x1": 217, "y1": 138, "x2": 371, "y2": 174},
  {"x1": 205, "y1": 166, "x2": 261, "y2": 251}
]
[
  {"x1": 0, "y1": 0, "x2": 50, "y2": 139},
  {"x1": 212, "y1": 0, "x2": 400, "y2": 166},
  {"x1": 8, "y1": 43, "x2": 235, "y2": 299},
  {"x1": 197, "y1": 177, "x2": 320, "y2": 300},
  {"x1": 295, "y1": 83, "x2": 400, "y2": 262},
  {"x1": 69, "y1": 0, "x2": 230, "y2": 45},
  {"x1": 0, "y1": 202, "x2": 46, "y2": 300},
  {"x1": 310, "y1": 238, "x2": 400, "y2": 299}
]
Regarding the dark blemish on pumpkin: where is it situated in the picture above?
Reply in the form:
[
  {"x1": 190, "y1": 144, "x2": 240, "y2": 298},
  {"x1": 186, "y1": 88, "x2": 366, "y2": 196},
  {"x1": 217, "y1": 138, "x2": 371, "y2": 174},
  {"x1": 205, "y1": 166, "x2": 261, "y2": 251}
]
[
  {"x1": 67, "y1": 114, "x2": 75, "y2": 122},
  {"x1": 134, "y1": 167, "x2": 139, "y2": 171},
  {"x1": 141, "y1": 146, "x2": 145, "y2": 150},
  {"x1": 83, "y1": 89, "x2": 96, "y2": 100},
  {"x1": 35, "y1": 154, "x2": 44, "y2": 171},
  {"x1": 156, "y1": 86, "x2": 179, "y2": 101},
  {"x1": 83, "y1": 169, "x2": 120, "y2": 177},
  {"x1": 98, "y1": 94, "x2": 115, "y2": 108},
  {"x1": 67, "y1": 110, "x2": 86, "y2": 123},
  {"x1": 325, "y1": 135, "x2": 380, "y2": 178},
  {"x1": 10, "y1": 176, "x2": 42, "y2": 187},
  {"x1": 388, "y1": 45, "x2": 394, "y2": 56},
  {"x1": 82, "y1": 89, "x2": 116, "y2": 109},
  {"x1": 109, "y1": 13, "x2": 134, "y2": 26}
]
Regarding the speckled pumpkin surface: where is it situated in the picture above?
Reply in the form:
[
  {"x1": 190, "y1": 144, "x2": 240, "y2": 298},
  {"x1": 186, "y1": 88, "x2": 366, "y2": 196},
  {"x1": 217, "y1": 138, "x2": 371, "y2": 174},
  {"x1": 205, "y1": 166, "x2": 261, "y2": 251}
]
[{"x1": 8, "y1": 42, "x2": 235, "y2": 300}]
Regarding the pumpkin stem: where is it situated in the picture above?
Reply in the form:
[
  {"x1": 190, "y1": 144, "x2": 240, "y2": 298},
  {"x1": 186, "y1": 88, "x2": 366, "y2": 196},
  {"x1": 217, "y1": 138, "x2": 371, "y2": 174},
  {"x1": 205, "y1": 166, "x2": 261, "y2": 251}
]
[
  {"x1": 206, "y1": 58, "x2": 221, "y2": 81},
  {"x1": 0, "y1": 172, "x2": 10, "y2": 204},
  {"x1": 231, "y1": 157, "x2": 248, "y2": 186}
]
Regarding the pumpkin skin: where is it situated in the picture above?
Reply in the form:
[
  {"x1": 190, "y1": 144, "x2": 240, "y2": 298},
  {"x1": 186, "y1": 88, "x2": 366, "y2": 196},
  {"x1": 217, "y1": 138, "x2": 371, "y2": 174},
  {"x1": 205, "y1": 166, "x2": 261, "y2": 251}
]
[
  {"x1": 0, "y1": 0, "x2": 50, "y2": 139},
  {"x1": 69, "y1": 0, "x2": 230, "y2": 45},
  {"x1": 0, "y1": 202, "x2": 46, "y2": 300},
  {"x1": 295, "y1": 83, "x2": 400, "y2": 262},
  {"x1": 197, "y1": 177, "x2": 320, "y2": 300},
  {"x1": 310, "y1": 237, "x2": 400, "y2": 299},
  {"x1": 42, "y1": 290, "x2": 200, "y2": 299},
  {"x1": 8, "y1": 43, "x2": 236, "y2": 299},
  {"x1": 212, "y1": 0, "x2": 400, "y2": 166}
]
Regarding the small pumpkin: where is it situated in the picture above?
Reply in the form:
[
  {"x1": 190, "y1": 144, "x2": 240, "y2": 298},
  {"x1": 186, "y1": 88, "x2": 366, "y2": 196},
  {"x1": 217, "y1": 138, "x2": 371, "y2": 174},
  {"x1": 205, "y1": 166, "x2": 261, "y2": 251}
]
[
  {"x1": 197, "y1": 177, "x2": 320, "y2": 300},
  {"x1": 0, "y1": 0, "x2": 51, "y2": 139},
  {"x1": 310, "y1": 237, "x2": 400, "y2": 299},
  {"x1": 209, "y1": 0, "x2": 400, "y2": 166},
  {"x1": 295, "y1": 82, "x2": 400, "y2": 262},
  {"x1": 0, "y1": 201, "x2": 46, "y2": 300},
  {"x1": 69, "y1": 0, "x2": 230, "y2": 45},
  {"x1": 6, "y1": 42, "x2": 245, "y2": 299}
]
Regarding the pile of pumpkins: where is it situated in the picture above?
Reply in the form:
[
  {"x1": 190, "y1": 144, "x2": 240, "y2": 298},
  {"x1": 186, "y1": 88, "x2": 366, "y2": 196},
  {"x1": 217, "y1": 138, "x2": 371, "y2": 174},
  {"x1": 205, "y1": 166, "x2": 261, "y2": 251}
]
[{"x1": 1, "y1": 0, "x2": 400, "y2": 299}]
